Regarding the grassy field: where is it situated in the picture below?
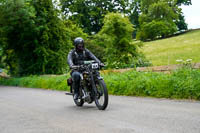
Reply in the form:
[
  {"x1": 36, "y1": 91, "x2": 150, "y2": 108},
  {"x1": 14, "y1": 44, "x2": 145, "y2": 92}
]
[{"x1": 142, "y1": 30, "x2": 200, "y2": 66}]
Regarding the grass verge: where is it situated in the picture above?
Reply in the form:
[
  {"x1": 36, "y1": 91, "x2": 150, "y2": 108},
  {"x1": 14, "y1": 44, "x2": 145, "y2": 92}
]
[
  {"x1": 0, "y1": 69, "x2": 200, "y2": 100},
  {"x1": 0, "y1": 75, "x2": 70, "y2": 91}
]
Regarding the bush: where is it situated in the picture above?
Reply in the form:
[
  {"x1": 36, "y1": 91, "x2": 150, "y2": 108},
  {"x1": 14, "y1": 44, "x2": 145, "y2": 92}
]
[
  {"x1": 96, "y1": 13, "x2": 145, "y2": 68},
  {"x1": 1, "y1": 68, "x2": 200, "y2": 100}
]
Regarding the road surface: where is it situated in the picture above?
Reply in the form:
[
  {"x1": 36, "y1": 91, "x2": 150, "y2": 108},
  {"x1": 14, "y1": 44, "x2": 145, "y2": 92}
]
[{"x1": 0, "y1": 86, "x2": 200, "y2": 133}]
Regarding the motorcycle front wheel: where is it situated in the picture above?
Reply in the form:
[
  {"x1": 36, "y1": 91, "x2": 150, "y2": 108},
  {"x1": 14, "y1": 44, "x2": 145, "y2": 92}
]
[{"x1": 94, "y1": 79, "x2": 108, "y2": 110}]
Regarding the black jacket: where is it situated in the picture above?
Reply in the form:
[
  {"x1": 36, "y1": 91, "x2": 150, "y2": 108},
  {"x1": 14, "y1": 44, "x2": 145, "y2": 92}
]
[{"x1": 67, "y1": 48, "x2": 101, "y2": 68}]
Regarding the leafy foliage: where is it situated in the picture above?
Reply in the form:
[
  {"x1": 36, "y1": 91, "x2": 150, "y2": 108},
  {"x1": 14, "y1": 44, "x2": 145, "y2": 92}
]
[
  {"x1": 84, "y1": 39, "x2": 106, "y2": 63},
  {"x1": 104, "y1": 68, "x2": 200, "y2": 100},
  {"x1": 137, "y1": 20, "x2": 177, "y2": 41},
  {"x1": 0, "y1": 0, "x2": 193, "y2": 76},
  {"x1": 0, "y1": 0, "x2": 38, "y2": 75},
  {"x1": 64, "y1": 20, "x2": 88, "y2": 43},
  {"x1": 176, "y1": 0, "x2": 191, "y2": 5},
  {"x1": 0, "y1": 47, "x2": 4, "y2": 68},
  {"x1": 60, "y1": 0, "x2": 190, "y2": 38},
  {"x1": 0, "y1": 0, "x2": 71, "y2": 76},
  {"x1": 175, "y1": 13, "x2": 188, "y2": 31},
  {"x1": 137, "y1": 0, "x2": 178, "y2": 41},
  {"x1": 60, "y1": 0, "x2": 141, "y2": 34},
  {"x1": 30, "y1": 0, "x2": 71, "y2": 75},
  {"x1": 97, "y1": 13, "x2": 143, "y2": 68}
]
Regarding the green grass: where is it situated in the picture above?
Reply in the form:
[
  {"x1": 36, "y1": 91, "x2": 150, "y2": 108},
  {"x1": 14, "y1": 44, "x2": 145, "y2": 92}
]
[
  {"x1": 142, "y1": 30, "x2": 200, "y2": 66},
  {"x1": 104, "y1": 69, "x2": 200, "y2": 100},
  {"x1": 1, "y1": 69, "x2": 200, "y2": 100},
  {"x1": 0, "y1": 75, "x2": 70, "y2": 91}
]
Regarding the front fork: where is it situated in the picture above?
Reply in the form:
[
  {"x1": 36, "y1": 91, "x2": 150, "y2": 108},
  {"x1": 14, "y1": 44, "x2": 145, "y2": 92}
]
[
  {"x1": 87, "y1": 73, "x2": 97, "y2": 98},
  {"x1": 89, "y1": 72, "x2": 104, "y2": 99}
]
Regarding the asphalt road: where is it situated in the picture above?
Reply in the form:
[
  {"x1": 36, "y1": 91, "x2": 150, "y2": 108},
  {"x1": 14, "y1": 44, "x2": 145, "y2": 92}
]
[{"x1": 0, "y1": 86, "x2": 200, "y2": 133}]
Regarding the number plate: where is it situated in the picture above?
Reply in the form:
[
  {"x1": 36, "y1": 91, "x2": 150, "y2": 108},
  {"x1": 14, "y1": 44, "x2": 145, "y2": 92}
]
[{"x1": 92, "y1": 63, "x2": 99, "y2": 69}]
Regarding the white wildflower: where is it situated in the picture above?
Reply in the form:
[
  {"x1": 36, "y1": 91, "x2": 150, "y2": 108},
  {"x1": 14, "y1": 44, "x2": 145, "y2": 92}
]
[
  {"x1": 176, "y1": 59, "x2": 183, "y2": 62},
  {"x1": 186, "y1": 59, "x2": 192, "y2": 62}
]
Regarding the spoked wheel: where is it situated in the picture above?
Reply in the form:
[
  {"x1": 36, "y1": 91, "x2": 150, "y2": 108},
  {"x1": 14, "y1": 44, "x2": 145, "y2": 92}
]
[
  {"x1": 72, "y1": 87, "x2": 84, "y2": 107},
  {"x1": 94, "y1": 79, "x2": 108, "y2": 110}
]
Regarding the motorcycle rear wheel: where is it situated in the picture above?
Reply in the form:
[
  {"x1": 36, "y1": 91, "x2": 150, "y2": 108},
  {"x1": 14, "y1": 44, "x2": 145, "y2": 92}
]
[{"x1": 94, "y1": 79, "x2": 108, "y2": 110}]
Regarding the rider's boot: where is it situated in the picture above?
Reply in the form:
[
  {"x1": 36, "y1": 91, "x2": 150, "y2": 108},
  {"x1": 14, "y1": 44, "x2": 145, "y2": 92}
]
[{"x1": 73, "y1": 93, "x2": 79, "y2": 100}]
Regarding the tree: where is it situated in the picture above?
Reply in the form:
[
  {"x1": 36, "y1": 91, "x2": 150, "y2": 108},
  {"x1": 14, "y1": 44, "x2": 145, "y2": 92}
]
[
  {"x1": 31, "y1": 0, "x2": 71, "y2": 75},
  {"x1": 175, "y1": 0, "x2": 191, "y2": 31},
  {"x1": 97, "y1": 13, "x2": 140, "y2": 68},
  {"x1": 176, "y1": 0, "x2": 191, "y2": 5},
  {"x1": 60, "y1": 0, "x2": 191, "y2": 37},
  {"x1": 0, "y1": 47, "x2": 3, "y2": 68},
  {"x1": 0, "y1": 0, "x2": 71, "y2": 76},
  {"x1": 0, "y1": 0, "x2": 38, "y2": 75},
  {"x1": 0, "y1": 1, "x2": 6, "y2": 69},
  {"x1": 137, "y1": 0, "x2": 178, "y2": 41},
  {"x1": 64, "y1": 20, "x2": 88, "y2": 42},
  {"x1": 60, "y1": 0, "x2": 140, "y2": 34},
  {"x1": 175, "y1": 13, "x2": 188, "y2": 31},
  {"x1": 135, "y1": 0, "x2": 191, "y2": 34}
]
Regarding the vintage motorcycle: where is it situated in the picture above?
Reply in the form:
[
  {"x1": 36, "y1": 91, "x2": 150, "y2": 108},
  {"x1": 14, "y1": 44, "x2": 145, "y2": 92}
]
[{"x1": 66, "y1": 60, "x2": 108, "y2": 110}]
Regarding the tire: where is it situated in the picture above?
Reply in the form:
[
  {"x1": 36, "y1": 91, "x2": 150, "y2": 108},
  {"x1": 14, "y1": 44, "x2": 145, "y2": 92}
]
[
  {"x1": 94, "y1": 79, "x2": 108, "y2": 110},
  {"x1": 74, "y1": 97, "x2": 84, "y2": 107}
]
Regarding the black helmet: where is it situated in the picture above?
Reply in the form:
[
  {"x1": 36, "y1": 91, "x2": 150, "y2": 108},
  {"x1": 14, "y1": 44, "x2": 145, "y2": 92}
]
[
  {"x1": 74, "y1": 37, "x2": 84, "y2": 46},
  {"x1": 74, "y1": 37, "x2": 84, "y2": 51}
]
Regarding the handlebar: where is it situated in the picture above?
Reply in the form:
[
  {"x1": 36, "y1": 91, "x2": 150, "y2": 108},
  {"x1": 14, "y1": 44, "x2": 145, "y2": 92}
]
[{"x1": 70, "y1": 61, "x2": 105, "y2": 71}]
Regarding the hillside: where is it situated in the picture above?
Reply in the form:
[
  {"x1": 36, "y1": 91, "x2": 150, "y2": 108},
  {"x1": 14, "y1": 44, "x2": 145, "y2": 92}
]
[{"x1": 142, "y1": 29, "x2": 200, "y2": 66}]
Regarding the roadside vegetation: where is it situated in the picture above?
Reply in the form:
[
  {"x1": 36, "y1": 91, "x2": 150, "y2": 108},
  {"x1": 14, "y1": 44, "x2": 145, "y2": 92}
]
[
  {"x1": 0, "y1": 0, "x2": 191, "y2": 76},
  {"x1": 142, "y1": 30, "x2": 200, "y2": 66},
  {"x1": 1, "y1": 68, "x2": 200, "y2": 100},
  {"x1": 0, "y1": 0, "x2": 197, "y2": 101}
]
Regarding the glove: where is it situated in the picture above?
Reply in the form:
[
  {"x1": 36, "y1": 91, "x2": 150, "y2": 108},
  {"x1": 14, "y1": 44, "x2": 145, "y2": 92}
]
[{"x1": 100, "y1": 63, "x2": 105, "y2": 67}]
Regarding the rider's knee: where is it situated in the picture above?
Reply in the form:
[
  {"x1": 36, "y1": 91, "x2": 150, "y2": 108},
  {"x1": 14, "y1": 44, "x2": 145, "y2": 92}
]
[{"x1": 72, "y1": 72, "x2": 80, "y2": 81}]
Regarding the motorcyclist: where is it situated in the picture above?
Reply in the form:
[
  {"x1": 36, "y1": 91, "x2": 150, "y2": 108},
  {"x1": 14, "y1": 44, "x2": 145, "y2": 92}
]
[{"x1": 67, "y1": 37, "x2": 104, "y2": 100}]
